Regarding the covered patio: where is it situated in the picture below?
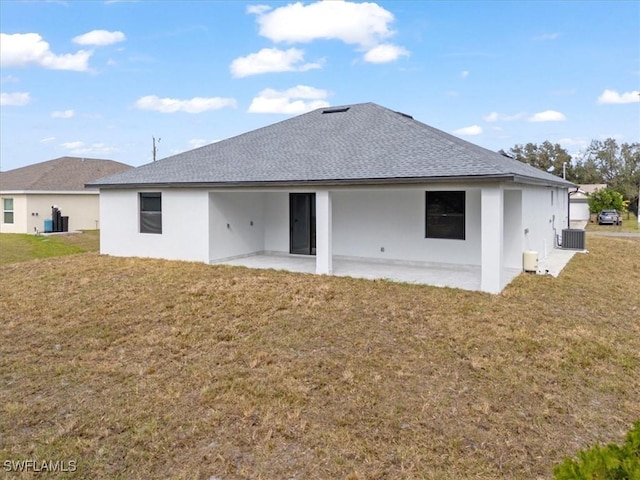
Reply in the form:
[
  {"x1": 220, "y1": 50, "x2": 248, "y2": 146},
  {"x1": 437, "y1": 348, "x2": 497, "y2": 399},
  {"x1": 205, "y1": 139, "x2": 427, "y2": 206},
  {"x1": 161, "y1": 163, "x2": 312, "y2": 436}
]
[{"x1": 215, "y1": 253, "x2": 523, "y2": 291}]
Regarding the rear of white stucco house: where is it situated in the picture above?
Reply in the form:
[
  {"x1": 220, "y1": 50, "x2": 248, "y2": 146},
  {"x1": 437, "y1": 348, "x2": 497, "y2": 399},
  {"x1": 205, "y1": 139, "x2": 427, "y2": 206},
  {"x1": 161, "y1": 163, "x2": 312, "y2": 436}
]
[{"x1": 89, "y1": 103, "x2": 574, "y2": 294}]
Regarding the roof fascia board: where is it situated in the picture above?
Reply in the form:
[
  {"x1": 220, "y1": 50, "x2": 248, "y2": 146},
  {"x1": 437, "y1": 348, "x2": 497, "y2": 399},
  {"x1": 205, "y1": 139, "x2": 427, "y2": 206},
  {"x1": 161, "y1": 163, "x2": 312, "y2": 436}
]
[{"x1": 90, "y1": 174, "x2": 521, "y2": 190}]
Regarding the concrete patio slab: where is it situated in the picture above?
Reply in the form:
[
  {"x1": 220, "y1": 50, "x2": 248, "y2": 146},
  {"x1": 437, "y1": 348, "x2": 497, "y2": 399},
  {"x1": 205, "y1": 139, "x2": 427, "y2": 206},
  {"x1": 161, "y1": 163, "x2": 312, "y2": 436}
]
[{"x1": 216, "y1": 254, "x2": 522, "y2": 292}]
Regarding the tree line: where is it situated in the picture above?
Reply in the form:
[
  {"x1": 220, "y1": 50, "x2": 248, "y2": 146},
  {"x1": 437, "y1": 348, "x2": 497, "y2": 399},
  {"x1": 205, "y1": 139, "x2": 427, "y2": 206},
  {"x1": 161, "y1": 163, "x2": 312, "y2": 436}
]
[{"x1": 500, "y1": 138, "x2": 640, "y2": 213}]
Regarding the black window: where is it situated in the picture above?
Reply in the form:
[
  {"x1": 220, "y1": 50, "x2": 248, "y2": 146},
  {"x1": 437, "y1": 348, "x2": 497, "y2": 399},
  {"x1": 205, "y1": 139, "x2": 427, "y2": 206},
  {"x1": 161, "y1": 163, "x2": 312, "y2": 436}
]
[
  {"x1": 140, "y1": 192, "x2": 162, "y2": 234},
  {"x1": 425, "y1": 191, "x2": 465, "y2": 240}
]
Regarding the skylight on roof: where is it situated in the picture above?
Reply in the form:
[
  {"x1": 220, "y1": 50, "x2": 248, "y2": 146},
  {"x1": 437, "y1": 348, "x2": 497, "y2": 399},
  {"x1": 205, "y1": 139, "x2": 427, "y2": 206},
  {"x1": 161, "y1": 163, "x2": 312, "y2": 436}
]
[{"x1": 322, "y1": 107, "x2": 350, "y2": 114}]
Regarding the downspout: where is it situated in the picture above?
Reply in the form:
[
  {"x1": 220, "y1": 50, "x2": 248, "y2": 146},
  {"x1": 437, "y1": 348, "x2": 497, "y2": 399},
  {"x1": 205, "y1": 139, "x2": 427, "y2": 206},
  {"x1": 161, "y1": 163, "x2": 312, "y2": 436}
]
[{"x1": 568, "y1": 186, "x2": 580, "y2": 229}]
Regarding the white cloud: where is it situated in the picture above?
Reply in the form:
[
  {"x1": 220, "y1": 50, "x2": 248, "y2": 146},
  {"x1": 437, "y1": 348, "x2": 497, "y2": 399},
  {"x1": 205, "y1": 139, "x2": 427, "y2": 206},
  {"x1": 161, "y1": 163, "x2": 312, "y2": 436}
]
[
  {"x1": 0, "y1": 33, "x2": 92, "y2": 71},
  {"x1": 528, "y1": 110, "x2": 567, "y2": 122},
  {"x1": 558, "y1": 138, "x2": 590, "y2": 156},
  {"x1": 40, "y1": 136, "x2": 56, "y2": 143},
  {"x1": 0, "y1": 91, "x2": 31, "y2": 106},
  {"x1": 51, "y1": 109, "x2": 75, "y2": 118},
  {"x1": 230, "y1": 47, "x2": 322, "y2": 77},
  {"x1": 483, "y1": 111, "x2": 526, "y2": 122},
  {"x1": 249, "y1": 1, "x2": 409, "y2": 64},
  {"x1": 248, "y1": 85, "x2": 330, "y2": 114},
  {"x1": 454, "y1": 125, "x2": 482, "y2": 136},
  {"x1": 246, "y1": 4, "x2": 271, "y2": 14},
  {"x1": 460, "y1": 70, "x2": 469, "y2": 78},
  {"x1": 60, "y1": 141, "x2": 117, "y2": 155},
  {"x1": 253, "y1": 1, "x2": 396, "y2": 47},
  {"x1": 597, "y1": 89, "x2": 640, "y2": 104},
  {"x1": 134, "y1": 95, "x2": 237, "y2": 113},
  {"x1": 557, "y1": 137, "x2": 588, "y2": 147},
  {"x1": 363, "y1": 44, "x2": 409, "y2": 63},
  {"x1": 72, "y1": 30, "x2": 126, "y2": 46}
]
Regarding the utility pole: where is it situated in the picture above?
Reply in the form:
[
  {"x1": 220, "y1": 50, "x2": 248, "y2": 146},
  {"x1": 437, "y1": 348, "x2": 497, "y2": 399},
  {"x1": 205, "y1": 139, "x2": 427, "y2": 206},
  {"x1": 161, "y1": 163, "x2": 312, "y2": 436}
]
[{"x1": 152, "y1": 136, "x2": 161, "y2": 162}]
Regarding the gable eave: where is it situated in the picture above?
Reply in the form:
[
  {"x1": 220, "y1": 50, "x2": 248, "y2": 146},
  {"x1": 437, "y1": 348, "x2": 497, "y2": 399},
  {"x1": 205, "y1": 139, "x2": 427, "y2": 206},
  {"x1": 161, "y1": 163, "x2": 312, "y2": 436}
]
[{"x1": 91, "y1": 173, "x2": 576, "y2": 190}]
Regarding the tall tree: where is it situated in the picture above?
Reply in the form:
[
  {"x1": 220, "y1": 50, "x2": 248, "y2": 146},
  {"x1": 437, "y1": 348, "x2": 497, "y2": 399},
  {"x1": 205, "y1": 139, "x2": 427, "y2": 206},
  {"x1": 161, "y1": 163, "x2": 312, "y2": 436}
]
[
  {"x1": 507, "y1": 141, "x2": 574, "y2": 180},
  {"x1": 580, "y1": 139, "x2": 640, "y2": 203},
  {"x1": 572, "y1": 153, "x2": 604, "y2": 185}
]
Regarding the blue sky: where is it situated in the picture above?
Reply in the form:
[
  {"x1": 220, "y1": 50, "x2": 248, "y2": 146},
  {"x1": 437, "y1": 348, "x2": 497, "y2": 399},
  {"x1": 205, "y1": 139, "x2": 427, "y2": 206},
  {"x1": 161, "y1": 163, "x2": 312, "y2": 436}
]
[{"x1": 1, "y1": 0, "x2": 638, "y2": 171}]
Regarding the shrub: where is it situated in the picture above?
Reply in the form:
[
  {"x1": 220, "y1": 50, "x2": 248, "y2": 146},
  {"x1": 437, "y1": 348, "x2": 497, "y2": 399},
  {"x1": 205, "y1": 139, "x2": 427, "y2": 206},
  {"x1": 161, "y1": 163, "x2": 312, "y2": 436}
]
[
  {"x1": 553, "y1": 421, "x2": 640, "y2": 480},
  {"x1": 588, "y1": 188, "x2": 625, "y2": 214}
]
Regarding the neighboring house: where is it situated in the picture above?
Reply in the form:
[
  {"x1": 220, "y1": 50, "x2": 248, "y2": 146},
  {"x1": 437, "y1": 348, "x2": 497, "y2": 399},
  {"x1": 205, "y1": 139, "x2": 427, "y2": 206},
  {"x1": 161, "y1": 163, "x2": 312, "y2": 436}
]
[
  {"x1": 0, "y1": 157, "x2": 132, "y2": 234},
  {"x1": 569, "y1": 184, "x2": 607, "y2": 221},
  {"x1": 89, "y1": 103, "x2": 573, "y2": 293}
]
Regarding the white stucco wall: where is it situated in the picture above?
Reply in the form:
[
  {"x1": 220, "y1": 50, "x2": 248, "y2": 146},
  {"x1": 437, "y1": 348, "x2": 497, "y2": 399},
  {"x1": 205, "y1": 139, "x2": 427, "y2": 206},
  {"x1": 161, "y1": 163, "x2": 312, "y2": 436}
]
[
  {"x1": 209, "y1": 192, "x2": 266, "y2": 261},
  {"x1": 100, "y1": 188, "x2": 209, "y2": 263},
  {"x1": 330, "y1": 187, "x2": 482, "y2": 265},
  {"x1": 0, "y1": 192, "x2": 100, "y2": 234},
  {"x1": 98, "y1": 183, "x2": 568, "y2": 283},
  {"x1": 264, "y1": 192, "x2": 289, "y2": 253},
  {"x1": 28, "y1": 193, "x2": 100, "y2": 233},
  {"x1": 503, "y1": 189, "x2": 523, "y2": 269},
  {"x1": 0, "y1": 194, "x2": 27, "y2": 233},
  {"x1": 522, "y1": 185, "x2": 569, "y2": 258}
]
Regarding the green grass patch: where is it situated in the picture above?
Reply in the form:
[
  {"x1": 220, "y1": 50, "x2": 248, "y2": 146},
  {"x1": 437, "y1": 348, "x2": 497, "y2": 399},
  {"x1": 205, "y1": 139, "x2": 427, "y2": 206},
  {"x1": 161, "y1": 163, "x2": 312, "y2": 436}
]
[
  {"x1": 0, "y1": 231, "x2": 99, "y2": 265},
  {"x1": 586, "y1": 212, "x2": 639, "y2": 232},
  {"x1": 554, "y1": 421, "x2": 640, "y2": 480}
]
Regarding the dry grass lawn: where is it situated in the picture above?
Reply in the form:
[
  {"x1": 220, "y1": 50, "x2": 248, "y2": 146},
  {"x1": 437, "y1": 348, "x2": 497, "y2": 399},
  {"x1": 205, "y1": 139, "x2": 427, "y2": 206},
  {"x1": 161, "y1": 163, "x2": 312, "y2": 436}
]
[{"x1": 1, "y1": 236, "x2": 639, "y2": 479}]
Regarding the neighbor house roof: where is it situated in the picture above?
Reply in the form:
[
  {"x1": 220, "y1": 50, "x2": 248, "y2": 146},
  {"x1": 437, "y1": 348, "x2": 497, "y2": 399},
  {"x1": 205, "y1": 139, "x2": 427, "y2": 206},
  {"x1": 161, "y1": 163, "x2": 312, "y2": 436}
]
[
  {"x1": 570, "y1": 184, "x2": 607, "y2": 200},
  {"x1": 1, "y1": 157, "x2": 132, "y2": 192},
  {"x1": 89, "y1": 103, "x2": 574, "y2": 189}
]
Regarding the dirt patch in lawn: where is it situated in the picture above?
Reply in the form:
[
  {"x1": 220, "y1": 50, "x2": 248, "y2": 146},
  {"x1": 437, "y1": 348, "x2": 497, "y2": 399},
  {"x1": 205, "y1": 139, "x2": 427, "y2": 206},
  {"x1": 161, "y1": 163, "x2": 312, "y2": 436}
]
[{"x1": 1, "y1": 236, "x2": 638, "y2": 479}]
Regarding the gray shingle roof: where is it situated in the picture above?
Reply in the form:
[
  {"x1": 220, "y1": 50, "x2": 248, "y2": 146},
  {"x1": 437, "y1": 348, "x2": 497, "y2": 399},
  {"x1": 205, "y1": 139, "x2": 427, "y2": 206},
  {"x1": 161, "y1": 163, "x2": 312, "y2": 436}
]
[
  {"x1": 89, "y1": 103, "x2": 573, "y2": 188},
  {"x1": 1, "y1": 157, "x2": 132, "y2": 191}
]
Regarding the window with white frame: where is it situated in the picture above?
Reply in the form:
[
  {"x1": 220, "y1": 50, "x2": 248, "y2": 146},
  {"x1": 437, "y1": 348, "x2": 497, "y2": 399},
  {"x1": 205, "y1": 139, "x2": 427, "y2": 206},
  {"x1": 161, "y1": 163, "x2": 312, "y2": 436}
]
[
  {"x1": 140, "y1": 192, "x2": 162, "y2": 234},
  {"x1": 3, "y1": 198, "x2": 14, "y2": 224},
  {"x1": 425, "y1": 191, "x2": 465, "y2": 240}
]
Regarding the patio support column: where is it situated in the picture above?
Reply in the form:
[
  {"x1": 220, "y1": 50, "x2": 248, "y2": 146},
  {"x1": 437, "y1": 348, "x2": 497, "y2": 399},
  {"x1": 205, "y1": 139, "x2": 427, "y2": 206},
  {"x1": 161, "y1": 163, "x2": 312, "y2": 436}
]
[
  {"x1": 481, "y1": 185, "x2": 504, "y2": 293},
  {"x1": 315, "y1": 190, "x2": 333, "y2": 275}
]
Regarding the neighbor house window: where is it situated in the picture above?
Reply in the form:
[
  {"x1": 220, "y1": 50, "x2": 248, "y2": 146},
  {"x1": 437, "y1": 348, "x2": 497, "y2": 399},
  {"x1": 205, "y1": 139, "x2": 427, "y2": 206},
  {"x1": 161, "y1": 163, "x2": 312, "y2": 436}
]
[
  {"x1": 3, "y1": 198, "x2": 14, "y2": 224},
  {"x1": 425, "y1": 191, "x2": 465, "y2": 240},
  {"x1": 140, "y1": 192, "x2": 162, "y2": 234}
]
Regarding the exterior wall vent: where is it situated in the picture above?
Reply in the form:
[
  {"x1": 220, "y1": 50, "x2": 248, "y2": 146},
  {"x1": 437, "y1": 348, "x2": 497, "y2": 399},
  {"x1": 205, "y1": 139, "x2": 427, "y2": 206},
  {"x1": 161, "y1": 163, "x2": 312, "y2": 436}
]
[
  {"x1": 395, "y1": 111, "x2": 413, "y2": 119},
  {"x1": 322, "y1": 107, "x2": 350, "y2": 114}
]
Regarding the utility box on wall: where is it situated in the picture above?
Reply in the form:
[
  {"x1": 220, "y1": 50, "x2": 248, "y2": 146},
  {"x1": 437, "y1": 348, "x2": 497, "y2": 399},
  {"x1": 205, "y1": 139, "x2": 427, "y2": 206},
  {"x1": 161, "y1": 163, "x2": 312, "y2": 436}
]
[{"x1": 523, "y1": 250, "x2": 538, "y2": 272}]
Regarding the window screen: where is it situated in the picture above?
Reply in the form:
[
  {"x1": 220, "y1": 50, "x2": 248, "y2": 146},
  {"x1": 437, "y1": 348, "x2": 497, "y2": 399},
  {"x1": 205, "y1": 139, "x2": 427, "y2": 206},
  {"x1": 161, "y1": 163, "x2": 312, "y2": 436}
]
[
  {"x1": 425, "y1": 191, "x2": 465, "y2": 240},
  {"x1": 140, "y1": 192, "x2": 162, "y2": 234}
]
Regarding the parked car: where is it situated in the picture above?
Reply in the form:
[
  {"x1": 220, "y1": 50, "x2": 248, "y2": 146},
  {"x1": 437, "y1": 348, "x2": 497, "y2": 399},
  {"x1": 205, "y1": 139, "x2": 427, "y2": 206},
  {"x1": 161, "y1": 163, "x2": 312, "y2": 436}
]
[{"x1": 598, "y1": 209, "x2": 622, "y2": 225}]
